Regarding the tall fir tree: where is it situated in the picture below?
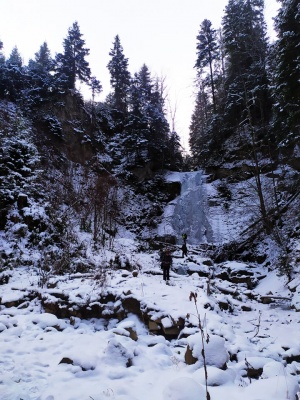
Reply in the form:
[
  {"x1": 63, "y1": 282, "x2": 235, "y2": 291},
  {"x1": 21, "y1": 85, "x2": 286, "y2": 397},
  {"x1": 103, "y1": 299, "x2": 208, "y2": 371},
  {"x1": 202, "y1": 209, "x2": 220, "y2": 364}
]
[
  {"x1": 126, "y1": 66, "x2": 152, "y2": 164},
  {"x1": 29, "y1": 42, "x2": 53, "y2": 73},
  {"x1": 189, "y1": 85, "x2": 210, "y2": 164},
  {"x1": 0, "y1": 46, "x2": 24, "y2": 101},
  {"x1": 0, "y1": 109, "x2": 41, "y2": 229},
  {"x1": 0, "y1": 40, "x2": 5, "y2": 98},
  {"x1": 89, "y1": 76, "x2": 102, "y2": 103},
  {"x1": 273, "y1": 0, "x2": 300, "y2": 143},
  {"x1": 222, "y1": 0, "x2": 270, "y2": 131},
  {"x1": 107, "y1": 35, "x2": 131, "y2": 114},
  {"x1": 55, "y1": 21, "x2": 91, "y2": 90},
  {"x1": 147, "y1": 77, "x2": 170, "y2": 165},
  {"x1": 27, "y1": 42, "x2": 55, "y2": 101},
  {"x1": 195, "y1": 19, "x2": 219, "y2": 112},
  {"x1": 191, "y1": 20, "x2": 224, "y2": 166}
]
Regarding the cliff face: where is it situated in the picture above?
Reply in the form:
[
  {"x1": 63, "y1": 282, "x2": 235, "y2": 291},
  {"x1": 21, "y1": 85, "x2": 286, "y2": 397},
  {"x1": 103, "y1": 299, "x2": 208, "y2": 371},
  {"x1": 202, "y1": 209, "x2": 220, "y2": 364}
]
[{"x1": 31, "y1": 91, "x2": 101, "y2": 165}]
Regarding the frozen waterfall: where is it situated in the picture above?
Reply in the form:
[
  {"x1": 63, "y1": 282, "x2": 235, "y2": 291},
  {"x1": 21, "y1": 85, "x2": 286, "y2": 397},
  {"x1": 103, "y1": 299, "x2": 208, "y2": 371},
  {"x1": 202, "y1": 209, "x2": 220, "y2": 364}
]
[{"x1": 157, "y1": 171, "x2": 213, "y2": 245}]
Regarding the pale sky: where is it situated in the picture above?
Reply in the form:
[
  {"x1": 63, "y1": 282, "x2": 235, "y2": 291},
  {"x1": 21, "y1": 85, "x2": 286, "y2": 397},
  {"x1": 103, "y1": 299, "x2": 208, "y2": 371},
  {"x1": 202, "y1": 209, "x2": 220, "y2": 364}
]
[{"x1": 0, "y1": 0, "x2": 279, "y2": 150}]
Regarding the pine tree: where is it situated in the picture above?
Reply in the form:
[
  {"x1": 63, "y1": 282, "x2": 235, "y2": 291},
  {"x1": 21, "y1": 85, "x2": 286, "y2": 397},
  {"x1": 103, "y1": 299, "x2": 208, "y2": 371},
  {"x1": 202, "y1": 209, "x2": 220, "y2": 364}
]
[
  {"x1": 125, "y1": 66, "x2": 172, "y2": 169},
  {"x1": 29, "y1": 42, "x2": 53, "y2": 73},
  {"x1": 1, "y1": 46, "x2": 24, "y2": 101},
  {"x1": 55, "y1": 21, "x2": 91, "y2": 90},
  {"x1": 168, "y1": 130, "x2": 183, "y2": 170},
  {"x1": 27, "y1": 42, "x2": 55, "y2": 101},
  {"x1": 89, "y1": 76, "x2": 102, "y2": 103},
  {"x1": 0, "y1": 40, "x2": 5, "y2": 98},
  {"x1": 273, "y1": 0, "x2": 300, "y2": 143},
  {"x1": 222, "y1": 0, "x2": 270, "y2": 130},
  {"x1": 7, "y1": 46, "x2": 23, "y2": 67},
  {"x1": 126, "y1": 69, "x2": 150, "y2": 164},
  {"x1": 191, "y1": 22, "x2": 225, "y2": 167},
  {"x1": 189, "y1": 86, "x2": 210, "y2": 164},
  {"x1": 138, "y1": 64, "x2": 153, "y2": 104},
  {"x1": 107, "y1": 35, "x2": 131, "y2": 114},
  {"x1": 0, "y1": 108, "x2": 41, "y2": 228},
  {"x1": 147, "y1": 77, "x2": 170, "y2": 166},
  {"x1": 195, "y1": 19, "x2": 219, "y2": 112}
]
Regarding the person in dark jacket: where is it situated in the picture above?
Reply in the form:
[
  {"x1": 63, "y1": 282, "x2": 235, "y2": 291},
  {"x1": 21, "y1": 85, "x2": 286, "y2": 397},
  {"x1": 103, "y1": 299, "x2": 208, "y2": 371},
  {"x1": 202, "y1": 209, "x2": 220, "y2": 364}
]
[
  {"x1": 161, "y1": 248, "x2": 172, "y2": 282},
  {"x1": 181, "y1": 243, "x2": 188, "y2": 257}
]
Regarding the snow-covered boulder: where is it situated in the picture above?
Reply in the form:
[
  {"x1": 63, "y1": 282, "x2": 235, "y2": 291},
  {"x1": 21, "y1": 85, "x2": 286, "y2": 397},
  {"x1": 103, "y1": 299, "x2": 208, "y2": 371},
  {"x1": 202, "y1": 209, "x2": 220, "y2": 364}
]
[
  {"x1": 163, "y1": 376, "x2": 206, "y2": 400},
  {"x1": 31, "y1": 313, "x2": 67, "y2": 330},
  {"x1": 194, "y1": 365, "x2": 236, "y2": 386},
  {"x1": 185, "y1": 333, "x2": 229, "y2": 369},
  {"x1": 243, "y1": 375, "x2": 299, "y2": 400}
]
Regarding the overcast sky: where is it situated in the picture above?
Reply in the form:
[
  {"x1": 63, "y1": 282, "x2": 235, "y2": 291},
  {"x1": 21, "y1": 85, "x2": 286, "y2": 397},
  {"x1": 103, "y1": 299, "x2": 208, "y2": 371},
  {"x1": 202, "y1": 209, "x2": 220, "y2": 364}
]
[{"x1": 0, "y1": 0, "x2": 279, "y2": 150}]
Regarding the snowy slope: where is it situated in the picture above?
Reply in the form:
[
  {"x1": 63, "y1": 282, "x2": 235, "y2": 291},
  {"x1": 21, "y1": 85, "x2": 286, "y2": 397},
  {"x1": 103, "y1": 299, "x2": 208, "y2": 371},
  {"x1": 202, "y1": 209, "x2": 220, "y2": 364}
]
[
  {"x1": 0, "y1": 169, "x2": 300, "y2": 400},
  {"x1": 0, "y1": 241, "x2": 299, "y2": 400}
]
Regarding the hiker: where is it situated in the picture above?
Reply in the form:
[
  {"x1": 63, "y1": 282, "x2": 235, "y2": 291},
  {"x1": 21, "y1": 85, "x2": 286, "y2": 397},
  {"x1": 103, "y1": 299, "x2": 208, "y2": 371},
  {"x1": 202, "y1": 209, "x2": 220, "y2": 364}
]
[
  {"x1": 182, "y1": 233, "x2": 187, "y2": 244},
  {"x1": 159, "y1": 247, "x2": 164, "y2": 265},
  {"x1": 181, "y1": 242, "x2": 188, "y2": 258},
  {"x1": 161, "y1": 248, "x2": 172, "y2": 282}
]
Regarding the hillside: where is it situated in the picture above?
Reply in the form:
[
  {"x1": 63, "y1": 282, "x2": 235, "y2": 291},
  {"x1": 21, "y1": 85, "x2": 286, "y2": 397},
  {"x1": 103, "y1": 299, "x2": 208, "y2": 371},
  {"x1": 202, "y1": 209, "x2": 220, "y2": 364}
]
[
  {"x1": 1, "y1": 233, "x2": 300, "y2": 399},
  {"x1": 1, "y1": 1, "x2": 300, "y2": 396},
  {"x1": 0, "y1": 89, "x2": 300, "y2": 399}
]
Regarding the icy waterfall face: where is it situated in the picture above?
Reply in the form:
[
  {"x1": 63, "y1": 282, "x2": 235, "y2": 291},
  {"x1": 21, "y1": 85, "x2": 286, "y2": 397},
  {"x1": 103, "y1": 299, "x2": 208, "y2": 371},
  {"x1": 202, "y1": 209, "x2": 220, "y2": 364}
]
[{"x1": 158, "y1": 171, "x2": 213, "y2": 245}]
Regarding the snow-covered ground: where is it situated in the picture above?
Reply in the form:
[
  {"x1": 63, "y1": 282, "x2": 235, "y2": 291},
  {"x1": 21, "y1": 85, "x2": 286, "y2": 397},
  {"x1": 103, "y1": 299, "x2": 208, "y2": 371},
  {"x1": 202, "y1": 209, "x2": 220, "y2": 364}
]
[
  {"x1": 1, "y1": 171, "x2": 300, "y2": 399},
  {"x1": 0, "y1": 240, "x2": 299, "y2": 400}
]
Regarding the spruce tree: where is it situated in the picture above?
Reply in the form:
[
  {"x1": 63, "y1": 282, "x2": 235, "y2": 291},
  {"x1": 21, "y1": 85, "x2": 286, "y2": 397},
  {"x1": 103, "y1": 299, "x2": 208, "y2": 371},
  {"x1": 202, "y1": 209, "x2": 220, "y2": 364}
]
[
  {"x1": 138, "y1": 64, "x2": 153, "y2": 103},
  {"x1": 147, "y1": 77, "x2": 170, "y2": 166},
  {"x1": 222, "y1": 0, "x2": 270, "y2": 130},
  {"x1": 7, "y1": 46, "x2": 22, "y2": 67},
  {"x1": 126, "y1": 66, "x2": 171, "y2": 169},
  {"x1": 0, "y1": 40, "x2": 5, "y2": 98},
  {"x1": 126, "y1": 69, "x2": 150, "y2": 164},
  {"x1": 55, "y1": 21, "x2": 91, "y2": 90},
  {"x1": 1, "y1": 46, "x2": 24, "y2": 101},
  {"x1": 27, "y1": 42, "x2": 55, "y2": 101},
  {"x1": 189, "y1": 86, "x2": 210, "y2": 164},
  {"x1": 29, "y1": 42, "x2": 53, "y2": 73},
  {"x1": 273, "y1": 0, "x2": 300, "y2": 143},
  {"x1": 168, "y1": 130, "x2": 183, "y2": 171},
  {"x1": 89, "y1": 76, "x2": 102, "y2": 103},
  {"x1": 195, "y1": 19, "x2": 219, "y2": 112},
  {"x1": 0, "y1": 109, "x2": 41, "y2": 228},
  {"x1": 107, "y1": 35, "x2": 131, "y2": 114}
]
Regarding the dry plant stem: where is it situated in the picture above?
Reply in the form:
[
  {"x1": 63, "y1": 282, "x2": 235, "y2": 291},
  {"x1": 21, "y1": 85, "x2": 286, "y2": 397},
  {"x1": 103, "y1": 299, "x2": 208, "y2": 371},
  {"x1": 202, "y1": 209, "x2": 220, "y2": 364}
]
[
  {"x1": 190, "y1": 292, "x2": 211, "y2": 400},
  {"x1": 252, "y1": 311, "x2": 262, "y2": 338}
]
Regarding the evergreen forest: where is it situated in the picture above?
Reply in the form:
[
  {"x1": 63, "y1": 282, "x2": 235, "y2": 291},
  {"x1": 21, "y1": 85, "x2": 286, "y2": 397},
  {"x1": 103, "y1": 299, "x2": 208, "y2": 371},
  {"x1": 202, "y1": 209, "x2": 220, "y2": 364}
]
[{"x1": 0, "y1": 0, "x2": 299, "y2": 278}]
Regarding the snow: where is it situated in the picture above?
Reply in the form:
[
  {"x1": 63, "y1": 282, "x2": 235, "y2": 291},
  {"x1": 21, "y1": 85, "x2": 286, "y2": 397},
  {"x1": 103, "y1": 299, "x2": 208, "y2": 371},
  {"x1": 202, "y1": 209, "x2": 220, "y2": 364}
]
[
  {"x1": 163, "y1": 377, "x2": 206, "y2": 400},
  {"x1": 0, "y1": 171, "x2": 300, "y2": 399},
  {"x1": 1, "y1": 252, "x2": 299, "y2": 399},
  {"x1": 187, "y1": 333, "x2": 229, "y2": 368}
]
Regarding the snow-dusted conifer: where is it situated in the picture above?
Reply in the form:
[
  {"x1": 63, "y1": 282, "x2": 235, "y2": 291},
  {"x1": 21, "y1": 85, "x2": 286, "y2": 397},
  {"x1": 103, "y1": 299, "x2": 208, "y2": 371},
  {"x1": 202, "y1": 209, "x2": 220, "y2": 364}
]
[
  {"x1": 189, "y1": 85, "x2": 210, "y2": 165},
  {"x1": 1, "y1": 46, "x2": 24, "y2": 101},
  {"x1": 125, "y1": 70, "x2": 149, "y2": 164},
  {"x1": 89, "y1": 76, "x2": 102, "y2": 103},
  {"x1": 273, "y1": 0, "x2": 300, "y2": 143},
  {"x1": 222, "y1": 0, "x2": 271, "y2": 129},
  {"x1": 0, "y1": 106, "x2": 40, "y2": 228},
  {"x1": 26, "y1": 42, "x2": 55, "y2": 101},
  {"x1": 107, "y1": 35, "x2": 131, "y2": 114},
  {"x1": 195, "y1": 19, "x2": 219, "y2": 113},
  {"x1": 55, "y1": 21, "x2": 91, "y2": 90}
]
